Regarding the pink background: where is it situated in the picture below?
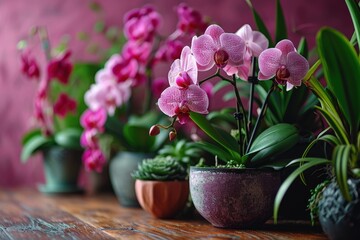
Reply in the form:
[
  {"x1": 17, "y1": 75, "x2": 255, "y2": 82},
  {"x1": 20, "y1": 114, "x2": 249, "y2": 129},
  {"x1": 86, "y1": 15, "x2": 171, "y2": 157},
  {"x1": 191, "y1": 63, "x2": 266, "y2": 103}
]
[{"x1": 0, "y1": 0, "x2": 352, "y2": 188}]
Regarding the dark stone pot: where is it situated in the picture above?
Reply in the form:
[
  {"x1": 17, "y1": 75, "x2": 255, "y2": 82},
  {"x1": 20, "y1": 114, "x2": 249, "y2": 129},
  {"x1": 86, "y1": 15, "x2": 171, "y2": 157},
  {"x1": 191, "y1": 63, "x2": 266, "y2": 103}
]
[
  {"x1": 189, "y1": 167, "x2": 281, "y2": 229},
  {"x1": 109, "y1": 151, "x2": 154, "y2": 207},
  {"x1": 39, "y1": 146, "x2": 83, "y2": 194},
  {"x1": 318, "y1": 179, "x2": 360, "y2": 240}
]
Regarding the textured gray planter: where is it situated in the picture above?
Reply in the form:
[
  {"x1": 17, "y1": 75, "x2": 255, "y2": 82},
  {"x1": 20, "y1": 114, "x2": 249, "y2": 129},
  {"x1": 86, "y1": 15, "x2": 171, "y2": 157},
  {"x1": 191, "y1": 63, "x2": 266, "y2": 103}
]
[
  {"x1": 190, "y1": 167, "x2": 281, "y2": 228},
  {"x1": 110, "y1": 151, "x2": 154, "y2": 207},
  {"x1": 318, "y1": 179, "x2": 360, "y2": 240}
]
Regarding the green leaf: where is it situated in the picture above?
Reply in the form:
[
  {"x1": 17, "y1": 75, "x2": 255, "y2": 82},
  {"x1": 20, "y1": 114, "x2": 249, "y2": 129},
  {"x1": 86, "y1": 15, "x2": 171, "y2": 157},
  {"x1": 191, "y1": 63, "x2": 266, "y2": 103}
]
[
  {"x1": 123, "y1": 124, "x2": 155, "y2": 152},
  {"x1": 22, "y1": 129, "x2": 42, "y2": 145},
  {"x1": 190, "y1": 112, "x2": 239, "y2": 156},
  {"x1": 297, "y1": 37, "x2": 309, "y2": 58},
  {"x1": 345, "y1": 0, "x2": 360, "y2": 52},
  {"x1": 273, "y1": 158, "x2": 331, "y2": 223},
  {"x1": 333, "y1": 145, "x2": 354, "y2": 201},
  {"x1": 317, "y1": 28, "x2": 360, "y2": 140},
  {"x1": 275, "y1": 0, "x2": 287, "y2": 42},
  {"x1": 247, "y1": 124, "x2": 300, "y2": 165},
  {"x1": 246, "y1": 0, "x2": 273, "y2": 46},
  {"x1": 193, "y1": 142, "x2": 235, "y2": 163},
  {"x1": 21, "y1": 135, "x2": 54, "y2": 162},
  {"x1": 212, "y1": 80, "x2": 230, "y2": 93},
  {"x1": 54, "y1": 128, "x2": 82, "y2": 150}
]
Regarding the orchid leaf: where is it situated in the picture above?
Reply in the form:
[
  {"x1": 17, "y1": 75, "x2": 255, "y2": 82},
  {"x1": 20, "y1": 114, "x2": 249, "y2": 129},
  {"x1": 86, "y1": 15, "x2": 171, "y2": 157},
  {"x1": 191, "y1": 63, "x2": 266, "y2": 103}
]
[
  {"x1": 317, "y1": 28, "x2": 360, "y2": 141},
  {"x1": 246, "y1": 0, "x2": 273, "y2": 47},
  {"x1": 193, "y1": 142, "x2": 235, "y2": 163},
  {"x1": 275, "y1": 0, "x2": 287, "y2": 42},
  {"x1": 190, "y1": 112, "x2": 239, "y2": 155},
  {"x1": 212, "y1": 80, "x2": 229, "y2": 93},
  {"x1": 22, "y1": 129, "x2": 42, "y2": 145},
  {"x1": 345, "y1": 0, "x2": 360, "y2": 52},
  {"x1": 333, "y1": 144, "x2": 354, "y2": 201},
  {"x1": 21, "y1": 135, "x2": 54, "y2": 162},
  {"x1": 54, "y1": 128, "x2": 82, "y2": 150},
  {"x1": 123, "y1": 124, "x2": 155, "y2": 152},
  {"x1": 273, "y1": 158, "x2": 331, "y2": 223},
  {"x1": 297, "y1": 37, "x2": 309, "y2": 58}
]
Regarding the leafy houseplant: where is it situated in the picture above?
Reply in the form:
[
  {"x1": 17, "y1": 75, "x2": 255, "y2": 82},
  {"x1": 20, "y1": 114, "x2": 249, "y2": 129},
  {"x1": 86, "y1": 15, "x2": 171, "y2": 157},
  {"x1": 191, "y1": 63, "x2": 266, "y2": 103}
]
[
  {"x1": 20, "y1": 27, "x2": 98, "y2": 193},
  {"x1": 132, "y1": 156, "x2": 189, "y2": 218},
  {"x1": 79, "y1": 4, "x2": 208, "y2": 206},
  {"x1": 274, "y1": 0, "x2": 360, "y2": 239},
  {"x1": 149, "y1": 0, "x2": 316, "y2": 228}
]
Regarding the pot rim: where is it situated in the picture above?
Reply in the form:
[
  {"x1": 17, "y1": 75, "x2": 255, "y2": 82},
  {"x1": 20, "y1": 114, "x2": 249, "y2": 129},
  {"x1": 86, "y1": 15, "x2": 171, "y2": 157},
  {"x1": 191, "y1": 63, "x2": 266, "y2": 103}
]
[{"x1": 190, "y1": 166, "x2": 279, "y2": 173}]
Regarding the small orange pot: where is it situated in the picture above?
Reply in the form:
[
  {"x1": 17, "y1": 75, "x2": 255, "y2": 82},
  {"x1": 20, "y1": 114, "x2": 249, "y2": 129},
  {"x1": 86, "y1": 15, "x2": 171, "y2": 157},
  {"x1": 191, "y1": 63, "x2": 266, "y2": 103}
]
[{"x1": 135, "y1": 180, "x2": 189, "y2": 219}]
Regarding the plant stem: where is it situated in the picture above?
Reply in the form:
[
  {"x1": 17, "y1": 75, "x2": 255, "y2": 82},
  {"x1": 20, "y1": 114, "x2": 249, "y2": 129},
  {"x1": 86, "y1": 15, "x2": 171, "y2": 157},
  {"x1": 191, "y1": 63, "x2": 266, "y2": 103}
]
[
  {"x1": 248, "y1": 57, "x2": 258, "y2": 134},
  {"x1": 246, "y1": 81, "x2": 276, "y2": 154},
  {"x1": 199, "y1": 69, "x2": 221, "y2": 85}
]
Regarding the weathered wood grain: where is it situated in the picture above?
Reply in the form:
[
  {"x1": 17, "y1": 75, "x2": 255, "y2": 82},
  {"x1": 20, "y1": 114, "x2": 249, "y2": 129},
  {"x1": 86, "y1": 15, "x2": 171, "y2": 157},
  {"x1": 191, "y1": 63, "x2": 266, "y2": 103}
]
[{"x1": 0, "y1": 189, "x2": 327, "y2": 240}]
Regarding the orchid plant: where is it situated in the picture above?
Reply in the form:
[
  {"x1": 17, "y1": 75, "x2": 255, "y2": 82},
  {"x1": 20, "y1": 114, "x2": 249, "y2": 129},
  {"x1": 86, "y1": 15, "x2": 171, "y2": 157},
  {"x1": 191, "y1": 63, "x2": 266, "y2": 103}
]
[
  {"x1": 150, "y1": 7, "x2": 312, "y2": 169},
  {"x1": 80, "y1": 4, "x2": 208, "y2": 172},
  {"x1": 20, "y1": 27, "x2": 98, "y2": 162}
]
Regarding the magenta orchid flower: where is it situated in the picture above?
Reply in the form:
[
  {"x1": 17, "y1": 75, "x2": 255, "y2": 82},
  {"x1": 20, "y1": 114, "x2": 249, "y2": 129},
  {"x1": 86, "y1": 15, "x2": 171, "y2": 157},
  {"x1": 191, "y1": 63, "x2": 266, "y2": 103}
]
[
  {"x1": 53, "y1": 93, "x2": 77, "y2": 117},
  {"x1": 80, "y1": 129, "x2": 99, "y2": 148},
  {"x1": 258, "y1": 39, "x2": 309, "y2": 90},
  {"x1": 47, "y1": 51, "x2": 73, "y2": 84},
  {"x1": 236, "y1": 24, "x2": 269, "y2": 57},
  {"x1": 176, "y1": 3, "x2": 207, "y2": 35},
  {"x1": 123, "y1": 6, "x2": 161, "y2": 42},
  {"x1": 158, "y1": 85, "x2": 209, "y2": 124},
  {"x1": 21, "y1": 52, "x2": 40, "y2": 79},
  {"x1": 82, "y1": 148, "x2": 106, "y2": 173},
  {"x1": 80, "y1": 108, "x2": 107, "y2": 131},
  {"x1": 191, "y1": 24, "x2": 245, "y2": 71},
  {"x1": 168, "y1": 46, "x2": 198, "y2": 89}
]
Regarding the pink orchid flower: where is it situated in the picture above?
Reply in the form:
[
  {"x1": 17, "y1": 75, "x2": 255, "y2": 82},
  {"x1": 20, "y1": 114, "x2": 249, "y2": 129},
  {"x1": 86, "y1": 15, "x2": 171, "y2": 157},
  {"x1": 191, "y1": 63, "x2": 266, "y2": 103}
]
[
  {"x1": 155, "y1": 39, "x2": 184, "y2": 63},
  {"x1": 158, "y1": 85, "x2": 209, "y2": 124},
  {"x1": 53, "y1": 93, "x2": 77, "y2": 117},
  {"x1": 80, "y1": 128, "x2": 99, "y2": 148},
  {"x1": 85, "y1": 81, "x2": 131, "y2": 116},
  {"x1": 47, "y1": 51, "x2": 73, "y2": 84},
  {"x1": 168, "y1": 46, "x2": 198, "y2": 89},
  {"x1": 258, "y1": 39, "x2": 309, "y2": 90},
  {"x1": 224, "y1": 24, "x2": 269, "y2": 80},
  {"x1": 82, "y1": 148, "x2": 106, "y2": 173},
  {"x1": 176, "y1": 3, "x2": 207, "y2": 35},
  {"x1": 123, "y1": 6, "x2": 161, "y2": 42},
  {"x1": 103, "y1": 54, "x2": 138, "y2": 84},
  {"x1": 191, "y1": 24, "x2": 245, "y2": 71},
  {"x1": 80, "y1": 108, "x2": 107, "y2": 131},
  {"x1": 122, "y1": 40, "x2": 152, "y2": 64}
]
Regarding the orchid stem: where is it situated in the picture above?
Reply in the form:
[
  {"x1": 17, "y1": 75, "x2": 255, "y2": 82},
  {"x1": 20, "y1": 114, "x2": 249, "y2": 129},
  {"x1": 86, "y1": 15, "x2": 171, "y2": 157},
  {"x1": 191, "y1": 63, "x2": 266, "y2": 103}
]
[
  {"x1": 246, "y1": 81, "x2": 276, "y2": 154},
  {"x1": 248, "y1": 57, "x2": 258, "y2": 134}
]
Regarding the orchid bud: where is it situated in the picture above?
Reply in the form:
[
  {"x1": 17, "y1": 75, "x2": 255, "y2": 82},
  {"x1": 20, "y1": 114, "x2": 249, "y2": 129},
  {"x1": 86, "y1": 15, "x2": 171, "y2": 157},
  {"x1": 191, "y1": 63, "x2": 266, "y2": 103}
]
[
  {"x1": 169, "y1": 130, "x2": 177, "y2": 141},
  {"x1": 149, "y1": 125, "x2": 160, "y2": 136}
]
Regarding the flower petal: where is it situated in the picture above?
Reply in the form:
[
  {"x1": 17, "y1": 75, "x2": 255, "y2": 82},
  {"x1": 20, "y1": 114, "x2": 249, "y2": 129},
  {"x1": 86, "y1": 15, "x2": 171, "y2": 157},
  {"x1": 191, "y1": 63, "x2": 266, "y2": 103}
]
[
  {"x1": 275, "y1": 39, "x2": 295, "y2": 56},
  {"x1": 191, "y1": 35, "x2": 216, "y2": 71},
  {"x1": 205, "y1": 24, "x2": 224, "y2": 46},
  {"x1": 220, "y1": 33, "x2": 245, "y2": 66},
  {"x1": 158, "y1": 86, "x2": 182, "y2": 117},
  {"x1": 180, "y1": 46, "x2": 198, "y2": 84},
  {"x1": 186, "y1": 85, "x2": 209, "y2": 114},
  {"x1": 250, "y1": 31, "x2": 269, "y2": 56},
  {"x1": 168, "y1": 59, "x2": 181, "y2": 86},
  {"x1": 258, "y1": 48, "x2": 282, "y2": 77},
  {"x1": 286, "y1": 51, "x2": 309, "y2": 83},
  {"x1": 236, "y1": 24, "x2": 253, "y2": 42}
]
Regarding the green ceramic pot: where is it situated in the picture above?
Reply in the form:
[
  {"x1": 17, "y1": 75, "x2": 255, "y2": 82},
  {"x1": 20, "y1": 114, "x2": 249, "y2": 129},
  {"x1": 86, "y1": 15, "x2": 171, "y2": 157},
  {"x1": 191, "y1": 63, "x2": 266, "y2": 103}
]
[
  {"x1": 109, "y1": 151, "x2": 154, "y2": 207},
  {"x1": 39, "y1": 146, "x2": 83, "y2": 194}
]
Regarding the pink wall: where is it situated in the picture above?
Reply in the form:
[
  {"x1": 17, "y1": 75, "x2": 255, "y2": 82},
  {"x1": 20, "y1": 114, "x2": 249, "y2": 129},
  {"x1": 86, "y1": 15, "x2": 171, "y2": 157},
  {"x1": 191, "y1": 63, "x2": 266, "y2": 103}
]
[{"x1": 0, "y1": 0, "x2": 352, "y2": 188}]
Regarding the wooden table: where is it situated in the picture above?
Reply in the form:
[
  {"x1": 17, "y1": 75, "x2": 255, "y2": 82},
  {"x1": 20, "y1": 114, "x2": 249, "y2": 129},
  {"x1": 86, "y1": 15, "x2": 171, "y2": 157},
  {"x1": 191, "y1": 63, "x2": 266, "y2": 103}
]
[{"x1": 0, "y1": 189, "x2": 327, "y2": 239}]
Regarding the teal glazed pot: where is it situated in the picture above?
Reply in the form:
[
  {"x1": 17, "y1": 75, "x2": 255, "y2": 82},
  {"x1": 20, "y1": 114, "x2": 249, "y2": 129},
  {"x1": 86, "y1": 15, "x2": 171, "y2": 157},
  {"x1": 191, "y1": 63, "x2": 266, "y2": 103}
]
[
  {"x1": 190, "y1": 167, "x2": 281, "y2": 228},
  {"x1": 110, "y1": 151, "x2": 154, "y2": 207},
  {"x1": 40, "y1": 146, "x2": 83, "y2": 194}
]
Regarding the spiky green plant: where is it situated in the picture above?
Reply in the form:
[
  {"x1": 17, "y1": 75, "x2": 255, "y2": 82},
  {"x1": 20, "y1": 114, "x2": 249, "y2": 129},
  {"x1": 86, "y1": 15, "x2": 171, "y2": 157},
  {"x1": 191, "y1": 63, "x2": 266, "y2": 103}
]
[{"x1": 132, "y1": 156, "x2": 187, "y2": 181}]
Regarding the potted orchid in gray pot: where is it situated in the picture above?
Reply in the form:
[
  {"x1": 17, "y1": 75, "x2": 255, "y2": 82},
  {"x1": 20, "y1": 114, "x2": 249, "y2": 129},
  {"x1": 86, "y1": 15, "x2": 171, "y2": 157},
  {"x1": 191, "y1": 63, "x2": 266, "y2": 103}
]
[
  {"x1": 149, "y1": 0, "x2": 317, "y2": 228},
  {"x1": 274, "y1": 0, "x2": 360, "y2": 239}
]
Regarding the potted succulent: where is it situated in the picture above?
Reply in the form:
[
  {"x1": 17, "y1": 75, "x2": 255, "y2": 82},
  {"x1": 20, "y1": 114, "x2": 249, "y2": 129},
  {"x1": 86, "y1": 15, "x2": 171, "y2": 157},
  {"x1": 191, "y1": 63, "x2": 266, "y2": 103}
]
[
  {"x1": 20, "y1": 27, "x2": 98, "y2": 194},
  {"x1": 80, "y1": 4, "x2": 208, "y2": 206},
  {"x1": 132, "y1": 156, "x2": 189, "y2": 218},
  {"x1": 274, "y1": 0, "x2": 360, "y2": 239},
  {"x1": 149, "y1": 0, "x2": 318, "y2": 228}
]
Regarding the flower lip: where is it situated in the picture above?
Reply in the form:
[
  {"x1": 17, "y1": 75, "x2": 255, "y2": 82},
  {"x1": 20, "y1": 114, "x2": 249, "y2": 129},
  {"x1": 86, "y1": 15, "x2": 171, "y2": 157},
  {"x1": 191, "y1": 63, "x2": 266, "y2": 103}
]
[
  {"x1": 275, "y1": 65, "x2": 290, "y2": 85},
  {"x1": 214, "y1": 49, "x2": 229, "y2": 68}
]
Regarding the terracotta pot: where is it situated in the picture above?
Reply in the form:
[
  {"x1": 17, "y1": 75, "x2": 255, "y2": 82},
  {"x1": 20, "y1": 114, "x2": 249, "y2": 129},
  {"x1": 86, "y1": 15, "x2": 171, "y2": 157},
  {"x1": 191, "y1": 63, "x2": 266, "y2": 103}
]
[
  {"x1": 135, "y1": 180, "x2": 189, "y2": 218},
  {"x1": 109, "y1": 151, "x2": 154, "y2": 207},
  {"x1": 318, "y1": 179, "x2": 360, "y2": 240},
  {"x1": 39, "y1": 146, "x2": 83, "y2": 194},
  {"x1": 190, "y1": 167, "x2": 281, "y2": 228}
]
